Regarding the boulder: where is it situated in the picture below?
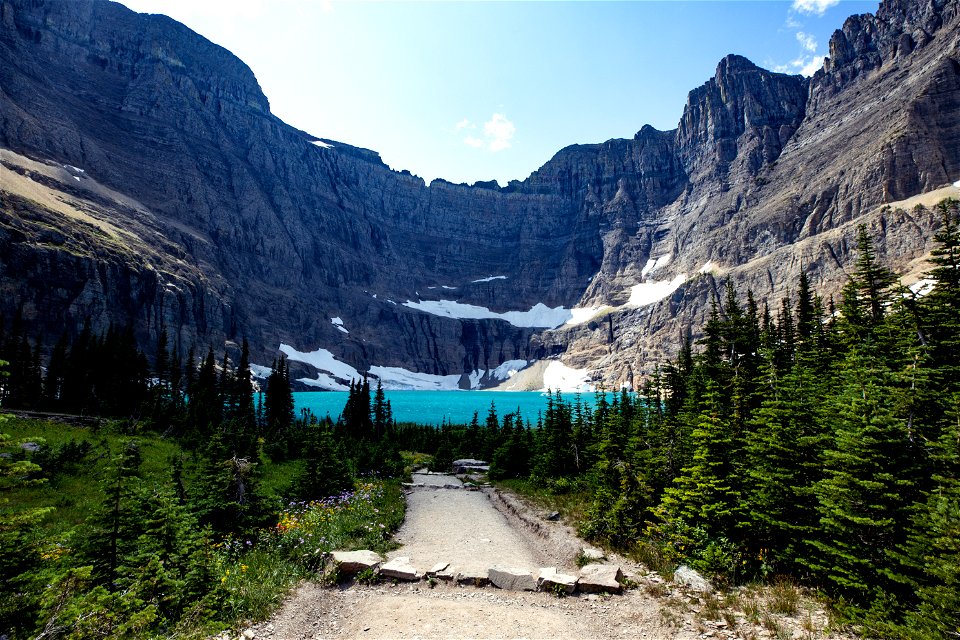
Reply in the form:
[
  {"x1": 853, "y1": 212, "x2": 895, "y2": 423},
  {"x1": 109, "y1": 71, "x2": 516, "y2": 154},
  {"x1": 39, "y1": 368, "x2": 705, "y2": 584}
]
[
  {"x1": 379, "y1": 557, "x2": 420, "y2": 581},
  {"x1": 426, "y1": 562, "x2": 449, "y2": 577},
  {"x1": 578, "y1": 564, "x2": 623, "y2": 593},
  {"x1": 456, "y1": 568, "x2": 490, "y2": 587},
  {"x1": 488, "y1": 566, "x2": 537, "y2": 591},
  {"x1": 545, "y1": 511, "x2": 561, "y2": 521},
  {"x1": 673, "y1": 565, "x2": 712, "y2": 593},
  {"x1": 331, "y1": 550, "x2": 382, "y2": 574},
  {"x1": 537, "y1": 567, "x2": 578, "y2": 594},
  {"x1": 580, "y1": 547, "x2": 605, "y2": 561}
]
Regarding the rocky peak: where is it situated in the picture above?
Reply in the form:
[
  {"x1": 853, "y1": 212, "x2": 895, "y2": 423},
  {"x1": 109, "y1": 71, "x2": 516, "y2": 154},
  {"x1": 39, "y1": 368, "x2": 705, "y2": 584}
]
[
  {"x1": 676, "y1": 54, "x2": 807, "y2": 183},
  {"x1": 1, "y1": 0, "x2": 270, "y2": 114},
  {"x1": 823, "y1": 0, "x2": 956, "y2": 81}
]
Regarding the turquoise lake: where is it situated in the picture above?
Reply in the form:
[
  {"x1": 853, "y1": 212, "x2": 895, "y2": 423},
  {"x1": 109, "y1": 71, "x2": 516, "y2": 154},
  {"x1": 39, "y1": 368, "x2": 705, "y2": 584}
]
[{"x1": 292, "y1": 390, "x2": 607, "y2": 425}]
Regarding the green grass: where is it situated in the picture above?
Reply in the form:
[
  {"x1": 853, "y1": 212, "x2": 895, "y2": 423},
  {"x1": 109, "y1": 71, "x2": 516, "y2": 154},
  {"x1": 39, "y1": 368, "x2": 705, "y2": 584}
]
[
  {"x1": 494, "y1": 477, "x2": 592, "y2": 530},
  {"x1": 3, "y1": 418, "x2": 182, "y2": 536}
]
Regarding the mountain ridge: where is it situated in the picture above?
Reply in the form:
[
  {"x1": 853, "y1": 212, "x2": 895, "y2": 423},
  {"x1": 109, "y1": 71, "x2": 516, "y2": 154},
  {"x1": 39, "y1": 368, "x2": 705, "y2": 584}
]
[{"x1": 1, "y1": 0, "x2": 958, "y2": 389}]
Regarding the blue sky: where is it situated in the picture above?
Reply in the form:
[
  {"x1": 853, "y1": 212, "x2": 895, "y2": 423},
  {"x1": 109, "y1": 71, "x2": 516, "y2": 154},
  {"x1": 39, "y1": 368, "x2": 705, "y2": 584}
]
[{"x1": 117, "y1": 0, "x2": 877, "y2": 186}]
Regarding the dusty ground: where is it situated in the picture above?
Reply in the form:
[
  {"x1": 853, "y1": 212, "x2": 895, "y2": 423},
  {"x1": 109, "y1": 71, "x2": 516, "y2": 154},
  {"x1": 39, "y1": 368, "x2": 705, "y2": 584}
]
[
  {"x1": 386, "y1": 473, "x2": 548, "y2": 573},
  {"x1": 252, "y1": 475, "x2": 853, "y2": 640}
]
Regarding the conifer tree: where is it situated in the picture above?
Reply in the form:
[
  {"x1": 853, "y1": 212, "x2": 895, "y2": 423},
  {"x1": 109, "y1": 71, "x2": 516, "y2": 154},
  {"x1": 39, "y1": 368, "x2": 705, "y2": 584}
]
[
  {"x1": 294, "y1": 423, "x2": 351, "y2": 500},
  {"x1": 809, "y1": 349, "x2": 915, "y2": 606},
  {"x1": 85, "y1": 441, "x2": 144, "y2": 587}
]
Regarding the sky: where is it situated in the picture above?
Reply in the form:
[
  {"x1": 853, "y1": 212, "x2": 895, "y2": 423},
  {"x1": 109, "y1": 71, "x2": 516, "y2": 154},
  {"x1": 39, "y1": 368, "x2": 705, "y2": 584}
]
[{"x1": 116, "y1": 0, "x2": 877, "y2": 186}]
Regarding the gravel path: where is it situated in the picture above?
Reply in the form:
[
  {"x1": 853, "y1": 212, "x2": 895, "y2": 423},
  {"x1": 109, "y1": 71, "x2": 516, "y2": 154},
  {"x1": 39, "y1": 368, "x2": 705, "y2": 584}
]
[
  {"x1": 253, "y1": 477, "x2": 849, "y2": 640},
  {"x1": 388, "y1": 475, "x2": 543, "y2": 573}
]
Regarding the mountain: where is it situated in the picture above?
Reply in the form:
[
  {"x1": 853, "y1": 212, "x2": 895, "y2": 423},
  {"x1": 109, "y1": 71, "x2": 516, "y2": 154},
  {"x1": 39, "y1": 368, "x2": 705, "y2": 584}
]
[{"x1": 1, "y1": 0, "x2": 958, "y2": 390}]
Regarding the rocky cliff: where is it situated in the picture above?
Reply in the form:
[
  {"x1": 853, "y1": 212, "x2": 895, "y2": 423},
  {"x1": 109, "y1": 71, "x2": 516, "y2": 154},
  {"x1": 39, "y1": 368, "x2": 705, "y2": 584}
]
[{"x1": 1, "y1": 0, "x2": 958, "y2": 390}]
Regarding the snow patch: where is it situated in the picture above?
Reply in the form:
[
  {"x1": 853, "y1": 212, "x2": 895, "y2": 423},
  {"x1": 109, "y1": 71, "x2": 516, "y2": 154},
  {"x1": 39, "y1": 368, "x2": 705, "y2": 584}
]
[
  {"x1": 403, "y1": 299, "x2": 572, "y2": 328},
  {"x1": 472, "y1": 275, "x2": 508, "y2": 283},
  {"x1": 954, "y1": 180, "x2": 960, "y2": 188},
  {"x1": 249, "y1": 364, "x2": 272, "y2": 380},
  {"x1": 627, "y1": 274, "x2": 687, "y2": 307},
  {"x1": 491, "y1": 359, "x2": 528, "y2": 380},
  {"x1": 441, "y1": 285, "x2": 457, "y2": 290},
  {"x1": 542, "y1": 360, "x2": 593, "y2": 393},
  {"x1": 331, "y1": 317, "x2": 349, "y2": 334},
  {"x1": 565, "y1": 306, "x2": 611, "y2": 326},
  {"x1": 369, "y1": 366, "x2": 462, "y2": 391},
  {"x1": 312, "y1": 140, "x2": 333, "y2": 149},
  {"x1": 641, "y1": 254, "x2": 672, "y2": 278},
  {"x1": 298, "y1": 373, "x2": 349, "y2": 391},
  {"x1": 280, "y1": 344, "x2": 360, "y2": 383},
  {"x1": 909, "y1": 278, "x2": 936, "y2": 297},
  {"x1": 469, "y1": 370, "x2": 484, "y2": 389}
]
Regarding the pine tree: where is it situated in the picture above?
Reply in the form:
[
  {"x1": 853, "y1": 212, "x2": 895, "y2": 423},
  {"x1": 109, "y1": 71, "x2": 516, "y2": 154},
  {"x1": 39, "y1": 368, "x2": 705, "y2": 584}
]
[
  {"x1": 294, "y1": 423, "x2": 351, "y2": 500},
  {"x1": 900, "y1": 394, "x2": 960, "y2": 637},
  {"x1": 85, "y1": 441, "x2": 144, "y2": 587},
  {"x1": 808, "y1": 349, "x2": 915, "y2": 606}
]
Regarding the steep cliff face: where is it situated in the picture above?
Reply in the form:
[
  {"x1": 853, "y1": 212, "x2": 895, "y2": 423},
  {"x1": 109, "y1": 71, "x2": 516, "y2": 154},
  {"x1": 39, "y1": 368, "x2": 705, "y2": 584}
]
[{"x1": 1, "y1": 0, "x2": 958, "y2": 389}]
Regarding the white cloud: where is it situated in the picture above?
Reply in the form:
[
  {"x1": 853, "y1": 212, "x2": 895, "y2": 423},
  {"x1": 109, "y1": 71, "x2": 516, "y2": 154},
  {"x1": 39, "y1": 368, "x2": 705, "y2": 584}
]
[
  {"x1": 460, "y1": 113, "x2": 516, "y2": 152},
  {"x1": 796, "y1": 31, "x2": 817, "y2": 53},
  {"x1": 791, "y1": 0, "x2": 840, "y2": 16},
  {"x1": 484, "y1": 113, "x2": 516, "y2": 152},
  {"x1": 800, "y1": 55, "x2": 826, "y2": 76}
]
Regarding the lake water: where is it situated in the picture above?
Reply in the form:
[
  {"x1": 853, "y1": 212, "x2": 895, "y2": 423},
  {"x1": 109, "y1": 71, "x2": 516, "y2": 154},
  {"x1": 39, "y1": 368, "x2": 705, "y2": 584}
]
[{"x1": 291, "y1": 390, "x2": 606, "y2": 425}]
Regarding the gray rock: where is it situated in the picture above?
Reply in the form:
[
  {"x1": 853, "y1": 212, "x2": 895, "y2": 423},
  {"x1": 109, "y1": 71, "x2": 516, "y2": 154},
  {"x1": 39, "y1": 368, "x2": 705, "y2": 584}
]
[
  {"x1": 488, "y1": 566, "x2": 537, "y2": 591},
  {"x1": 426, "y1": 562, "x2": 449, "y2": 577},
  {"x1": 581, "y1": 547, "x2": 605, "y2": 561},
  {"x1": 545, "y1": 511, "x2": 561, "y2": 521},
  {"x1": 456, "y1": 568, "x2": 490, "y2": 587},
  {"x1": 673, "y1": 564, "x2": 712, "y2": 593},
  {"x1": 578, "y1": 564, "x2": 623, "y2": 593},
  {"x1": 435, "y1": 567, "x2": 458, "y2": 582},
  {"x1": 537, "y1": 567, "x2": 578, "y2": 594},
  {"x1": 331, "y1": 550, "x2": 382, "y2": 574},
  {"x1": 379, "y1": 557, "x2": 419, "y2": 581}
]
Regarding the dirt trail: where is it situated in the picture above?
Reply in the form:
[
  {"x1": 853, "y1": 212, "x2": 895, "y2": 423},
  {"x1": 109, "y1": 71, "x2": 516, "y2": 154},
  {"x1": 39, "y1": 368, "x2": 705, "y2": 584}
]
[
  {"x1": 254, "y1": 475, "x2": 845, "y2": 640},
  {"x1": 387, "y1": 473, "x2": 546, "y2": 573}
]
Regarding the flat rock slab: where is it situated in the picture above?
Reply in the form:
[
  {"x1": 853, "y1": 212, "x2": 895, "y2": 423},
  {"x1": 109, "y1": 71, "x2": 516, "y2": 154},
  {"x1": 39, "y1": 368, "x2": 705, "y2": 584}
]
[
  {"x1": 435, "y1": 567, "x2": 458, "y2": 581},
  {"x1": 456, "y1": 568, "x2": 490, "y2": 587},
  {"x1": 332, "y1": 550, "x2": 382, "y2": 574},
  {"x1": 379, "y1": 557, "x2": 419, "y2": 581},
  {"x1": 538, "y1": 567, "x2": 578, "y2": 594},
  {"x1": 578, "y1": 564, "x2": 623, "y2": 593},
  {"x1": 488, "y1": 565, "x2": 537, "y2": 591},
  {"x1": 426, "y1": 562, "x2": 449, "y2": 577}
]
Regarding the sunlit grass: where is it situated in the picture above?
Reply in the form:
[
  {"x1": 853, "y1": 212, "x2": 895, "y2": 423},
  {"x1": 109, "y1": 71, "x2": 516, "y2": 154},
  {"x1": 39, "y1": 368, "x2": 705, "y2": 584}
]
[{"x1": 495, "y1": 477, "x2": 592, "y2": 529}]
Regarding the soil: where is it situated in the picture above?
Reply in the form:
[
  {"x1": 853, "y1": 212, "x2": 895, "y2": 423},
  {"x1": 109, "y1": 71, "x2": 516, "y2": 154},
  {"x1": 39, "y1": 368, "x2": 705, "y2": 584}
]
[{"x1": 249, "y1": 475, "x2": 853, "y2": 640}]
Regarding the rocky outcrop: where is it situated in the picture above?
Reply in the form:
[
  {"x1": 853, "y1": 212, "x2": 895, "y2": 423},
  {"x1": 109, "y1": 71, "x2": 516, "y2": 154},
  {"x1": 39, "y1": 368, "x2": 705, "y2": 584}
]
[{"x1": 1, "y1": 0, "x2": 958, "y2": 387}]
